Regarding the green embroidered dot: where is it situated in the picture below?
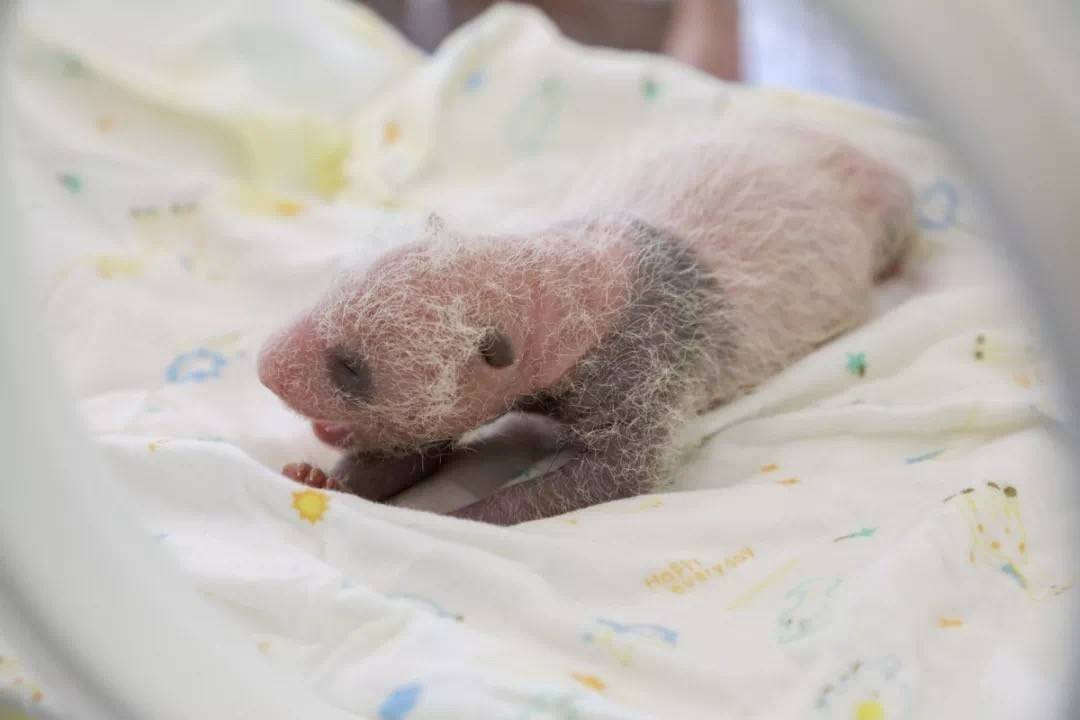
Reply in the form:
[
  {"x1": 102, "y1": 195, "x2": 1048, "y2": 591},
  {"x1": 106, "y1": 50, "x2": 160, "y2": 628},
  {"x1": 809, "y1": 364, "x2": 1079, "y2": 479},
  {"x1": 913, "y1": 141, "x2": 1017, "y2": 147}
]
[
  {"x1": 846, "y1": 352, "x2": 867, "y2": 377},
  {"x1": 642, "y1": 77, "x2": 660, "y2": 101},
  {"x1": 59, "y1": 54, "x2": 86, "y2": 78},
  {"x1": 57, "y1": 173, "x2": 82, "y2": 193}
]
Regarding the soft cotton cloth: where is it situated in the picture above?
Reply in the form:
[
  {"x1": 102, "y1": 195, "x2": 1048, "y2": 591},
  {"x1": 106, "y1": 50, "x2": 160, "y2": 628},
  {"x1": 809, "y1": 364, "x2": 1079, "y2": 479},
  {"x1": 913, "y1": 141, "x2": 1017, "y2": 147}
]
[{"x1": 3, "y1": 3, "x2": 1077, "y2": 719}]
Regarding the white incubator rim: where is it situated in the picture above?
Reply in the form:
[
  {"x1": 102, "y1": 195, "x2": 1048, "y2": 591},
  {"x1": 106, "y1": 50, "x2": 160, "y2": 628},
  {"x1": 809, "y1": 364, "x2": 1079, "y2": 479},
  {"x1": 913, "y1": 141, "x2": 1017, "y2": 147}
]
[{"x1": 0, "y1": 2, "x2": 1077, "y2": 718}]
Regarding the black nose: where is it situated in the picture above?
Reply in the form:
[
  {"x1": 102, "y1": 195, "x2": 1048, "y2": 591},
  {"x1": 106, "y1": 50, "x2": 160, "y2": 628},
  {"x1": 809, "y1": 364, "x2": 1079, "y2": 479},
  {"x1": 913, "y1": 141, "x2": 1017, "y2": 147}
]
[{"x1": 327, "y1": 348, "x2": 372, "y2": 400}]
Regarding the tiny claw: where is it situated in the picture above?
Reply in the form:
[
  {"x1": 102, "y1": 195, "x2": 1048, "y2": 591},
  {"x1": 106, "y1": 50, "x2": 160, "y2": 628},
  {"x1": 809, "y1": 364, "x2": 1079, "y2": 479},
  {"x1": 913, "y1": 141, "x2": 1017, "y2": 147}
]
[{"x1": 283, "y1": 462, "x2": 330, "y2": 488}]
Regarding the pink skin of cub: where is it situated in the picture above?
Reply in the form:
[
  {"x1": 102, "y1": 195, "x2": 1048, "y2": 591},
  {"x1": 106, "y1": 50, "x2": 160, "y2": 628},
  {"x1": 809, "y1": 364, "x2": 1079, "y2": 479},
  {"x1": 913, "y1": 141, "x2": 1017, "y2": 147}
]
[
  {"x1": 258, "y1": 122, "x2": 915, "y2": 525},
  {"x1": 258, "y1": 227, "x2": 633, "y2": 501}
]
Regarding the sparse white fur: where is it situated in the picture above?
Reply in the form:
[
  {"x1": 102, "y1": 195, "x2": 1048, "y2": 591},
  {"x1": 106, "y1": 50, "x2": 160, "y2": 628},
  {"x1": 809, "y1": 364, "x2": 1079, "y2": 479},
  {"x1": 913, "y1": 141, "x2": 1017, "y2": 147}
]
[
  {"x1": 578, "y1": 122, "x2": 912, "y2": 401},
  {"x1": 260, "y1": 119, "x2": 914, "y2": 521}
]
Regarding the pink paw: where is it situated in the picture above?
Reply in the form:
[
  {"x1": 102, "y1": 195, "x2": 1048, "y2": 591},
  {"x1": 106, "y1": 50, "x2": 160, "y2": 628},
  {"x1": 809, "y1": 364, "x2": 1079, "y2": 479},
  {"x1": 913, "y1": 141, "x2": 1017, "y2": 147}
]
[{"x1": 283, "y1": 462, "x2": 339, "y2": 490}]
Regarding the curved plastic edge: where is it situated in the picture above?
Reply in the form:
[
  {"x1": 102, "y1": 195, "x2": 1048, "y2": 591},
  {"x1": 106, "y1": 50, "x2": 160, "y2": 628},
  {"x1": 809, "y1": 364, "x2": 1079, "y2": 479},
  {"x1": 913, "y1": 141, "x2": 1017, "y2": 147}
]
[
  {"x1": 819, "y1": 2, "x2": 1080, "y2": 717},
  {"x1": 0, "y1": 4, "x2": 361, "y2": 720}
]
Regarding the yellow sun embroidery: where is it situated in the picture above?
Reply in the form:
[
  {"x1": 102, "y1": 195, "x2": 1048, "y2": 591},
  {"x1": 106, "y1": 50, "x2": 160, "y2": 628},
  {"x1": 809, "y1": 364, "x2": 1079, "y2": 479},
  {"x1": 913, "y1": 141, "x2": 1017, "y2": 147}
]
[
  {"x1": 382, "y1": 120, "x2": 402, "y2": 144},
  {"x1": 292, "y1": 489, "x2": 329, "y2": 524},
  {"x1": 571, "y1": 673, "x2": 606, "y2": 692},
  {"x1": 273, "y1": 199, "x2": 305, "y2": 216},
  {"x1": 93, "y1": 255, "x2": 145, "y2": 279},
  {"x1": 855, "y1": 700, "x2": 885, "y2": 720}
]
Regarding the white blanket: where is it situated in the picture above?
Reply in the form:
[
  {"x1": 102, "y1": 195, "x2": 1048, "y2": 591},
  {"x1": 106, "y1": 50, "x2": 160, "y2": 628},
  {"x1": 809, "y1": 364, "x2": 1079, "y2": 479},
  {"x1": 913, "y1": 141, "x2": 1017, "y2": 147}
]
[{"x1": 4, "y1": 2, "x2": 1078, "y2": 718}]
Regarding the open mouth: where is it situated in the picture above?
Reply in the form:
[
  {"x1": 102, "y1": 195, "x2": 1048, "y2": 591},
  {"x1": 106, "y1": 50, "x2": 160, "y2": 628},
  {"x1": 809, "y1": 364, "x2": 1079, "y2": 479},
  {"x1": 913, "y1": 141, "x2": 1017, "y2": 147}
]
[{"x1": 311, "y1": 421, "x2": 355, "y2": 448}]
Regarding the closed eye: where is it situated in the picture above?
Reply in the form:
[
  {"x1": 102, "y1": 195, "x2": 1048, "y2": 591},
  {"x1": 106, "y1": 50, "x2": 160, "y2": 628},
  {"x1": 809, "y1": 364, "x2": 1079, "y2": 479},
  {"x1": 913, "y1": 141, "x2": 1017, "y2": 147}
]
[{"x1": 327, "y1": 348, "x2": 372, "y2": 400}]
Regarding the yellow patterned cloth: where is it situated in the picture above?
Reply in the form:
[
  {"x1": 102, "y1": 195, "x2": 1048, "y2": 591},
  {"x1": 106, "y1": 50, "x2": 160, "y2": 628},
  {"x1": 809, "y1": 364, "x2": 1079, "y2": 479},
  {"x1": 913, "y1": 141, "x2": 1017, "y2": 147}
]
[{"x1": 3, "y1": 2, "x2": 1076, "y2": 719}]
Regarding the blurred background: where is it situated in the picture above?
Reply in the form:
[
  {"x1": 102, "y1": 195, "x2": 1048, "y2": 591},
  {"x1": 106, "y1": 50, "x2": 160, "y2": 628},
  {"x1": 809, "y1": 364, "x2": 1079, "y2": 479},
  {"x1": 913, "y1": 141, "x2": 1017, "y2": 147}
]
[{"x1": 360, "y1": 0, "x2": 908, "y2": 114}]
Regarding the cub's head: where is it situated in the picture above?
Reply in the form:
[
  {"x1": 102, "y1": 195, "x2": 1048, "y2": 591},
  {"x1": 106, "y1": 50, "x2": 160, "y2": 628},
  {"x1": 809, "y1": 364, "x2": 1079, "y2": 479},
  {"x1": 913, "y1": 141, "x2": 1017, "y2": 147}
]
[{"x1": 258, "y1": 215, "x2": 535, "y2": 451}]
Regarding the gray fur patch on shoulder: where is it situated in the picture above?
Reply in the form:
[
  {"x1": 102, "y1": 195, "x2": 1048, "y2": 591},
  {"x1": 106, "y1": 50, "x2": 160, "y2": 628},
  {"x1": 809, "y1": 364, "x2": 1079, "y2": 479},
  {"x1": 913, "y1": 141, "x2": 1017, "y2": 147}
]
[{"x1": 550, "y1": 216, "x2": 732, "y2": 496}]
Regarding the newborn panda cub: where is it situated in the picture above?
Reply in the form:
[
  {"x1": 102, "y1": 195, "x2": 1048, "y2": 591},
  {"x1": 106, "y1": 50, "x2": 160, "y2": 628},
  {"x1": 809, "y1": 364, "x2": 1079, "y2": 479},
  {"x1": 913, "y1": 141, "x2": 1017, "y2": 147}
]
[{"x1": 258, "y1": 122, "x2": 915, "y2": 526}]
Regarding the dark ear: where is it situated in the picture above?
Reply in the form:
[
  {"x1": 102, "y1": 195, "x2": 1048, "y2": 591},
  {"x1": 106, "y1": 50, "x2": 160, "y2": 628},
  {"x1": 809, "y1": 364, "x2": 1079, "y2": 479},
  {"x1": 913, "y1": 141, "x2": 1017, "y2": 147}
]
[
  {"x1": 425, "y1": 212, "x2": 448, "y2": 235},
  {"x1": 478, "y1": 328, "x2": 515, "y2": 368}
]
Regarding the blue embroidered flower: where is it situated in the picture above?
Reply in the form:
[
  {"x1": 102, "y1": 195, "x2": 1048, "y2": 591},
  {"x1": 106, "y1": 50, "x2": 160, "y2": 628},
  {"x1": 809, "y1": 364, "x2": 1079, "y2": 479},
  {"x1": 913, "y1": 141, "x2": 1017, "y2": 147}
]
[
  {"x1": 916, "y1": 179, "x2": 959, "y2": 231},
  {"x1": 379, "y1": 683, "x2": 421, "y2": 720},
  {"x1": 464, "y1": 69, "x2": 485, "y2": 91},
  {"x1": 166, "y1": 348, "x2": 227, "y2": 383}
]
